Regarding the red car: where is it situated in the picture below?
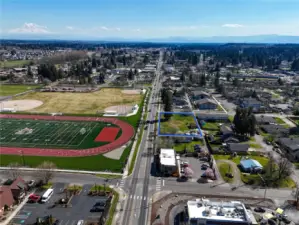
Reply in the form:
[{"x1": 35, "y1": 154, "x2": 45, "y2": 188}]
[{"x1": 28, "y1": 194, "x2": 41, "y2": 203}]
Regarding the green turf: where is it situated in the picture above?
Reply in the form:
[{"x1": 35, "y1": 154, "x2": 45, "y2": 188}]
[
  {"x1": 201, "y1": 122, "x2": 220, "y2": 130},
  {"x1": 0, "y1": 118, "x2": 121, "y2": 149},
  {"x1": 0, "y1": 60, "x2": 31, "y2": 68},
  {"x1": 0, "y1": 84, "x2": 42, "y2": 96}
]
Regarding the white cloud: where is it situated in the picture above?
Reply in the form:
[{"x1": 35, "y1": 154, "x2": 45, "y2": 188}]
[
  {"x1": 9, "y1": 23, "x2": 50, "y2": 33},
  {"x1": 133, "y1": 28, "x2": 141, "y2": 32},
  {"x1": 115, "y1": 27, "x2": 121, "y2": 31},
  {"x1": 100, "y1": 26, "x2": 109, "y2": 30},
  {"x1": 222, "y1": 24, "x2": 244, "y2": 28},
  {"x1": 66, "y1": 26, "x2": 74, "y2": 30}
]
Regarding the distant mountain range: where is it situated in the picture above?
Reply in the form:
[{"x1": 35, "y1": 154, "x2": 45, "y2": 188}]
[{"x1": 2, "y1": 34, "x2": 299, "y2": 44}]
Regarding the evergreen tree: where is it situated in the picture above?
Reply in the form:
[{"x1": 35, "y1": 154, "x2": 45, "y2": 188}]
[
  {"x1": 226, "y1": 72, "x2": 232, "y2": 81},
  {"x1": 200, "y1": 74, "x2": 206, "y2": 86}
]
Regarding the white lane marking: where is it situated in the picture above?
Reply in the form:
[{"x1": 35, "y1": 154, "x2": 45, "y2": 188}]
[
  {"x1": 65, "y1": 220, "x2": 70, "y2": 225},
  {"x1": 144, "y1": 196, "x2": 146, "y2": 200},
  {"x1": 137, "y1": 196, "x2": 139, "y2": 200},
  {"x1": 130, "y1": 195, "x2": 132, "y2": 199},
  {"x1": 162, "y1": 179, "x2": 165, "y2": 186}
]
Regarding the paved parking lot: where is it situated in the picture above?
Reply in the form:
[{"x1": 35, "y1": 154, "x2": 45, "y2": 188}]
[
  {"x1": 180, "y1": 156, "x2": 209, "y2": 181},
  {"x1": 11, "y1": 183, "x2": 108, "y2": 225}
]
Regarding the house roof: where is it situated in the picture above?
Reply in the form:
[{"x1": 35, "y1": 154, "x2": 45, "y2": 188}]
[
  {"x1": 227, "y1": 143, "x2": 249, "y2": 152},
  {"x1": 0, "y1": 186, "x2": 14, "y2": 209},
  {"x1": 223, "y1": 136, "x2": 240, "y2": 143},
  {"x1": 220, "y1": 125, "x2": 233, "y2": 135},
  {"x1": 192, "y1": 90, "x2": 210, "y2": 97},
  {"x1": 240, "y1": 159, "x2": 263, "y2": 169},
  {"x1": 279, "y1": 138, "x2": 299, "y2": 152},
  {"x1": 241, "y1": 98, "x2": 262, "y2": 105},
  {"x1": 9, "y1": 177, "x2": 26, "y2": 190},
  {"x1": 261, "y1": 124, "x2": 289, "y2": 135},
  {"x1": 194, "y1": 98, "x2": 217, "y2": 106},
  {"x1": 256, "y1": 116, "x2": 275, "y2": 124}
]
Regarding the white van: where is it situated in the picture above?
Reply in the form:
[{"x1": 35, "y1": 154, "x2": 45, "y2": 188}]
[{"x1": 41, "y1": 188, "x2": 54, "y2": 203}]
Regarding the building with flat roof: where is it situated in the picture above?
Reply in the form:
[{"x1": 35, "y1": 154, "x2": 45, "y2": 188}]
[
  {"x1": 159, "y1": 149, "x2": 178, "y2": 176},
  {"x1": 240, "y1": 159, "x2": 263, "y2": 173},
  {"x1": 186, "y1": 198, "x2": 252, "y2": 225}
]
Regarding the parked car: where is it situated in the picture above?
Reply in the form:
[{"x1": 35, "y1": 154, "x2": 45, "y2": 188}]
[
  {"x1": 254, "y1": 207, "x2": 266, "y2": 213},
  {"x1": 90, "y1": 206, "x2": 105, "y2": 212},
  {"x1": 27, "y1": 180, "x2": 36, "y2": 188},
  {"x1": 27, "y1": 194, "x2": 41, "y2": 203},
  {"x1": 201, "y1": 164, "x2": 209, "y2": 170}
]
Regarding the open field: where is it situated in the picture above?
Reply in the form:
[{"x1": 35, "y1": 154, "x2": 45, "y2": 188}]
[
  {"x1": 15, "y1": 88, "x2": 142, "y2": 114},
  {"x1": 0, "y1": 118, "x2": 120, "y2": 149},
  {"x1": 200, "y1": 121, "x2": 220, "y2": 130},
  {"x1": 0, "y1": 60, "x2": 31, "y2": 68},
  {"x1": 159, "y1": 114, "x2": 197, "y2": 134},
  {"x1": 173, "y1": 140, "x2": 204, "y2": 153},
  {"x1": 0, "y1": 84, "x2": 42, "y2": 96}
]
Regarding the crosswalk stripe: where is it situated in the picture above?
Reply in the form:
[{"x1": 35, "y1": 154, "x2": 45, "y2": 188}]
[
  {"x1": 144, "y1": 196, "x2": 146, "y2": 200},
  {"x1": 130, "y1": 195, "x2": 132, "y2": 199},
  {"x1": 137, "y1": 196, "x2": 139, "y2": 199}
]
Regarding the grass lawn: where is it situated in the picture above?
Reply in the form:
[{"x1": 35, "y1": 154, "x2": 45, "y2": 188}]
[
  {"x1": 173, "y1": 140, "x2": 203, "y2": 153},
  {"x1": 294, "y1": 163, "x2": 299, "y2": 169},
  {"x1": 15, "y1": 88, "x2": 141, "y2": 114},
  {"x1": 0, "y1": 143, "x2": 132, "y2": 172},
  {"x1": 228, "y1": 115, "x2": 234, "y2": 122},
  {"x1": 0, "y1": 60, "x2": 31, "y2": 68},
  {"x1": 96, "y1": 174, "x2": 122, "y2": 179},
  {"x1": 159, "y1": 114, "x2": 196, "y2": 134},
  {"x1": 0, "y1": 84, "x2": 42, "y2": 96},
  {"x1": 218, "y1": 162, "x2": 234, "y2": 183},
  {"x1": 201, "y1": 122, "x2": 220, "y2": 130},
  {"x1": 272, "y1": 93, "x2": 280, "y2": 99},
  {"x1": 106, "y1": 189, "x2": 119, "y2": 225},
  {"x1": 90, "y1": 184, "x2": 112, "y2": 192},
  {"x1": 248, "y1": 142, "x2": 262, "y2": 149},
  {"x1": 213, "y1": 155, "x2": 269, "y2": 167}
]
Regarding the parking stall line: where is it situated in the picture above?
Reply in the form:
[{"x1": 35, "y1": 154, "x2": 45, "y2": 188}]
[
  {"x1": 58, "y1": 220, "x2": 64, "y2": 225},
  {"x1": 64, "y1": 220, "x2": 70, "y2": 225},
  {"x1": 70, "y1": 220, "x2": 76, "y2": 225}
]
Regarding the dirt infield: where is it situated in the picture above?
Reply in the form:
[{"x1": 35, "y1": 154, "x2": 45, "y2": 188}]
[
  {"x1": 1, "y1": 100, "x2": 43, "y2": 111},
  {"x1": 104, "y1": 105, "x2": 134, "y2": 114},
  {"x1": 121, "y1": 89, "x2": 141, "y2": 94},
  {"x1": 0, "y1": 114, "x2": 134, "y2": 157}
]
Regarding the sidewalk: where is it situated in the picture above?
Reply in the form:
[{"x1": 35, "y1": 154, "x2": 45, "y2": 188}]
[{"x1": 0, "y1": 167, "x2": 122, "y2": 176}]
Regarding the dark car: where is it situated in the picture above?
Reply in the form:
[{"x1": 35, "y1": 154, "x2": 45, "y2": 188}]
[
  {"x1": 282, "y1": 217, "x2": 291, "y2": 224},
  {"x1": 90, "y1": 206, "x2": 105, "y2": 212},
  {"x1": 254, "y1": 207, "x2": 266, "y2": 213},
  {"x1": 201, "y1": 164, "x2": 209, "y2": 170}
]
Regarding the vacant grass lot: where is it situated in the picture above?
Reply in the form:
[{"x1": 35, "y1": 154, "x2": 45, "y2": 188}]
[
  {"x1": 160, "y1": 114, "x2": 196, "y2": 134},
  {"x1": 15, "y1": 88, "x2": 141, "y2": 114},
  {"x1": 201, "y1": 122, "x2": 220, "y2": 130},
  {"x1": 0, "y1": 84, "x2": 42, "y2": 96},
  {"x1": 0, "y1": 60, "x2": 31, "y2": 68}
]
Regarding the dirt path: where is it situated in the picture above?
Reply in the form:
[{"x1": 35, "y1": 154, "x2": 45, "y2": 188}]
[{"x1": 216, "y1": 159, "x2": 243, "y2": 186}]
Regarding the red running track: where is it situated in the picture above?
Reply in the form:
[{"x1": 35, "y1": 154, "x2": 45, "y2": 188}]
[
  {"x1": 0, "y1": 114, "x2": 135, "y2": 157},
  {"x1": 95, "y1": 127, "x2": 120, "y2": 142}
]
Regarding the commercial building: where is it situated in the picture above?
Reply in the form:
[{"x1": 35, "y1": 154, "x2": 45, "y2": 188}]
[
  {"x1": 186, "y1": 198, "x2": 252, "y2": 225},
  {"x1": 159, "y1": 149, "x2": 179, "y2": 176}
]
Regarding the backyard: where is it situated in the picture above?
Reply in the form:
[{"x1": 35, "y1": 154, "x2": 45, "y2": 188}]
[{"x1": 173, "y1": 140, "x2": 204, "y2": 153}]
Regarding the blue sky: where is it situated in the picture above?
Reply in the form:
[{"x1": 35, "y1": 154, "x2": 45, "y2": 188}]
[{"x1": 1, "y1": 0, "x2": 299, "y2": 39}]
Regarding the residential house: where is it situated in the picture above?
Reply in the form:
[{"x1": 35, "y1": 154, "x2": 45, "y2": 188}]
[
  {"x1": 220, "y1": 125, "x2": 234, "y2": 139},
  {"x1": 238, "y1": 97, "x2": 264, "y2": 112},
  {"x1": 256, "y1": 116, "x2": 275, "y2": 125},
  {"x1": 194, "y1": 98, "x2": 218, "y2": 110},
  {"x1": 261, "y1": 124, "x2": 289, "y2": 136},
  {"x1": 278, "y1": 138, "x2": 299, "y2": 161},
  {"x1": 226, "y1": 143, "x2": 249, "y2": 154},
  {"x1": 223, "y1": 136, "x2": 240, "y2": 143},
  {"x1": 3, "y1": 177, "x2": 27, "y2": 201},
  {"x1": 0, "y1": 186, "x2": 14, "y2": 217},
  {"x1": 191, "y1": 91, "x2": 210, "y2": 100}
]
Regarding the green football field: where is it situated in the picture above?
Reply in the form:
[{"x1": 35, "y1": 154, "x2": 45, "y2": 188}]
[
  {"x1": 0, "y1": 84, "x2": 42, "y2": 96},
  {"x1": 0, "y1": 118, "x2": 121, "y2": 149}
]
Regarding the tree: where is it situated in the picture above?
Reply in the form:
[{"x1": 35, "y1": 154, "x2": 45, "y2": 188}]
[
  {"x1": 200, "y1": 74, "x2": 206, "y2": 86},
  {"x1": 164, "y1": 90, "x2": 173, "y2": 120},
  {"x1": 233, "y1": 107, "x2": 256, "y2": 136},
  {"x1": 6, "y1": 162, "x2": 22, "y2": 180},
  {"x1": 128, "y1": 69, "x2": 134, "y2": 80},
  {"x1": 92, "y1": 58, "x2": 97, "y2": 68},
  {"x1": 226, "y1": 73, "x2": 232, "y2": 81},
  {"x1": 232, "y1": 78, "x2": 240, "y2": 87},
  {"x1": 277, "y1": 78, "x2": 284, "y2": 85},
  {"x1": 27, "y1": 66, "x2": 33, "y2": 77},
  {"x1": 251, "y1": 90, "x2": 257, "y2": 98},
  {"x1": 37, "y1": 161, "x2": 57, "y2": 184},
  {"x1": 180, "y1": 72, "x2": 185, "y2": 82},
  {"x1": 291, "y1": 58, "x2": 299, "y2": 71},
  {"x1": 277, "y1": 157, "x2": 292, "y2": 181}
]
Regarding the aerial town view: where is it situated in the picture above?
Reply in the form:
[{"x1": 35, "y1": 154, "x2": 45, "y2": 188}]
[{"x1": 1, "y1": 0, "x2": 299, "y2": 225}]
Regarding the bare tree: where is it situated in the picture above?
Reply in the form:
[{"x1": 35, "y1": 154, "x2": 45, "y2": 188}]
[
  {"x1": 37, "y1": 161, "x2": 57, "y2": 184},
  {"x1": 277, "y1": 157, "x2": 292, "y2": 181},
  {"x1": 264, "y1": 154, "x2": 276, "y2": 183},
  {"x1": 6, "y1": 162, "x2": 22, "y2": 180}
]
